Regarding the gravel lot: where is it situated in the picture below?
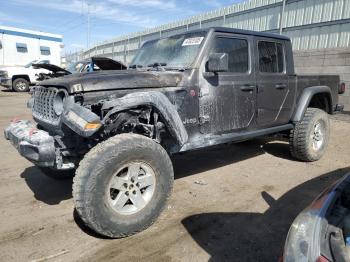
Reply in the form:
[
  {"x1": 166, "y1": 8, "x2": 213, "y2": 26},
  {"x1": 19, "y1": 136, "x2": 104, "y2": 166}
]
[{"x1": 1, "y1": 87, "x2": 349, "y2": 262}]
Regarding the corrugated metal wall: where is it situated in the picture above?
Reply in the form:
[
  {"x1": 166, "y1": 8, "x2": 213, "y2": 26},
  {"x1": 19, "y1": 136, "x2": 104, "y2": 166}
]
[{"x1": 68, "y1": 0, "x2": 350, "y2": 64}]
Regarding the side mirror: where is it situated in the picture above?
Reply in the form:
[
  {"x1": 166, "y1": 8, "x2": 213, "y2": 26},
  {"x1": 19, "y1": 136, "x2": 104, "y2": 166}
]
[{"x1": 207, "y1": 53, "x2": 228, "y2": 73}]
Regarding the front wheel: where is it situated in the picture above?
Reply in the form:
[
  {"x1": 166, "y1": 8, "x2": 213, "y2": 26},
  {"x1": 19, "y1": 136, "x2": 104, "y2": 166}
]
[
  {"x1": 289, "y1": 108, "x2": 330, "y2": 162},
  {"x1": 73, "y1": 134, "x2": 174, "y2": 238},
  {"x1": 12, "y1": 78, "x2": 30, "y2": 92}
]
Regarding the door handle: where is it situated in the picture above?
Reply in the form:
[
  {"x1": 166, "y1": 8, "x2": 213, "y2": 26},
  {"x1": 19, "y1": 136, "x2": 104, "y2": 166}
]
[
  {"x1": 275, "y1": 84, "x2": 287, "y2": 90},
  {"x1": 240, "y1": 85, "x2": 255, "y2": 92}
]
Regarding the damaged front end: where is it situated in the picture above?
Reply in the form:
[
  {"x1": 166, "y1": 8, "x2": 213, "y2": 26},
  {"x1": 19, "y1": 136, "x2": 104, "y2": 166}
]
[
  {"x1": 5, "y1": 86, "x2": 102, "y2": 170},
  {"x1": 5, "y1": 120, "x2": 56, "y2": 167}
]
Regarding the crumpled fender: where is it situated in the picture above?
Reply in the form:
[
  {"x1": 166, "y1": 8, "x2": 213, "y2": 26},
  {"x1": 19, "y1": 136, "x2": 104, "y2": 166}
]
[
  {"x1": 102, "y1": 91, "x2": 188, "y2": 146},
  {"x1": 292, "y1": 85, "x2": 332, "y2": 122}
]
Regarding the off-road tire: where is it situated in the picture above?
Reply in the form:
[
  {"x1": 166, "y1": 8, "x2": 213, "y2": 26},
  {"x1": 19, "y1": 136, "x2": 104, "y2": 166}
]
[
  {"x1": 289, "y1": 108, "x2": 330, "y2": 162},
  {"x1": 73, "y1": 134, "x2": 174, "y2": 238},
  {"x1": 12, "y1": 78, "x2": 30, "y2": 92},
  {"x1": 39, "y1": 167, "x2": 75, "y2": 180}
]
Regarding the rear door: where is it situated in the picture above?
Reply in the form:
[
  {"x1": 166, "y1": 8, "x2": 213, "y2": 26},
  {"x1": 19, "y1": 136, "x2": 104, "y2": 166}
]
[
  {"x1": 199, "y1": 33, "x2": 256, "y2": 134},
  {"x1": 255, "y1": 38, "x2": 292, "y2": 127}
]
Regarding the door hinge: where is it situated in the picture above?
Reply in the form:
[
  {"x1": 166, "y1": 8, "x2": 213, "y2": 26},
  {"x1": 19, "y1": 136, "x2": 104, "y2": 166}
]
[{"x1": 199, "y1": 115, "x2": 210, "y2": 124}]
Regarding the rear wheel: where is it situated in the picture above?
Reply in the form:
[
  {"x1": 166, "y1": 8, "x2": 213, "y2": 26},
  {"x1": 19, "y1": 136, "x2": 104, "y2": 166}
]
[
  {"x1": 73, "y1": 134, "x2": 174, "y2": 238},
  {"x1": 12, "y1": 78, "x2": 29, "y2": 92},
  {"x1": 289, "y1": 108, "x2": 330, "y2": 162}
]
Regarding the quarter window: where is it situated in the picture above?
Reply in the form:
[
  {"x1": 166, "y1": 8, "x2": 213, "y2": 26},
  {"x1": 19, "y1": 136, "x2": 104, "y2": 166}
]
[
  {"x1": 40, "y1": 46, "x2": 51, "y2": 56},
  {"x1": 258, "y1": 41, "x2": 284, "y2": 73},
  {"x1": 16, "y1": 43, "x2": 28, "y2": 53},
  {"x1": 211, "y1": 37, "x2": 249, "y2": 73}
]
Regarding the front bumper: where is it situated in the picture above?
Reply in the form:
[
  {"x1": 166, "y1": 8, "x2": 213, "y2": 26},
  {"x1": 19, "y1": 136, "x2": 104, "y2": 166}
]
[
  {"x1": 4, "y1": 120, "x2": 56, "y2": 167},
  {"x1": 0, "y1": 77, "x2": 12, "y2": 88}
]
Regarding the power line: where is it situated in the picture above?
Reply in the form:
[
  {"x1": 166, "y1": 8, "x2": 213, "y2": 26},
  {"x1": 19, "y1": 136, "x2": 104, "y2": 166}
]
[{"x1": 60, "y1": 21, "x2": 87, "y2": 33}]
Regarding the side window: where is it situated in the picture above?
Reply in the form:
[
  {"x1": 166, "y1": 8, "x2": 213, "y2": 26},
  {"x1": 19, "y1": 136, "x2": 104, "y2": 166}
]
[
  {"x1": 258, "y1": 41, "x2": 284, "y2": 73},
  {"x1": 16, "y1": 43, "x2": 28, "y2": 53},
  {"x1": 0, "y1": 40, "x2": 2, "y2": 50},
  {"x1": 212, "y1": 37, "x2": 249, "y2": 73},
  {"x1": 40, "y1": 46, "x2": 51, "y2": 56}
]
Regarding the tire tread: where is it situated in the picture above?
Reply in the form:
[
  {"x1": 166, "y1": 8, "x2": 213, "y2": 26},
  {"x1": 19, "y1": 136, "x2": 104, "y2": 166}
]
[{"x1": 73, "y1": 133, "x2": 173, "y2": 238}]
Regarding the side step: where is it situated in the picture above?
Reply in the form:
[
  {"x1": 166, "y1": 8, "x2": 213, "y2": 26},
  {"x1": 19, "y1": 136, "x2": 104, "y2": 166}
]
[{"x1": 180, "y1": 124, "x2": 294, "y2": 152}]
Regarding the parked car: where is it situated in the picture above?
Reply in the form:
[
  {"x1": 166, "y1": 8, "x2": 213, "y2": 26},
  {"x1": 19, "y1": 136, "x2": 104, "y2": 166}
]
[
  {"x1": 65, "y1": 56, "x2": 127, "y2": 74},
  {"x1": 0, "y1": 57, "x2": 127, "y2": 91},
  {"x1": 0, "y1": 59, "x2": 51, "y2": 92},
  {"x1": 284, "y1": 173, "x2": 350, "y2": 262},
  {"x1": 5, "y1": 27, "x2": 345, "y2": 238}
]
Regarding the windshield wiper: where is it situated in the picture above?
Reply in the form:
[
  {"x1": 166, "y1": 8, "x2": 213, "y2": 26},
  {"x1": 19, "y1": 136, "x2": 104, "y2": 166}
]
[
  {"x1": 165, "y1": 67, "x2": 187, "y2": 72},
  {"x1": 147, "y1": 62, "x2": 167, "y2": 68},
  {"x1": 129, "y1": 64, "x2": 143, "y2": 69}
]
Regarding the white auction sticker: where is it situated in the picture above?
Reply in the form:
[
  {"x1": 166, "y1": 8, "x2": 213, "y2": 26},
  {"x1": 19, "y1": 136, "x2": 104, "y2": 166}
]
[{"x1": 182, "y1": 37, "x2": 204, "y2": 46}]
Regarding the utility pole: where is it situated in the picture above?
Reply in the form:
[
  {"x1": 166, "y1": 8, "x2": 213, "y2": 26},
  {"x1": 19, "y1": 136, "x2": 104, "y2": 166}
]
[
  {"x1": 279, "y1": 0, "x2": 286, "y2": 35},
  {"x1": 86, "y1": 2, "x2": 90, "y2": 49}
]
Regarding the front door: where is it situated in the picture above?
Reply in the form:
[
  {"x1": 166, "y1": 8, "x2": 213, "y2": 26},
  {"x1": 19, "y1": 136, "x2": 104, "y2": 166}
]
[
  {"x1": 199, "y1": 33, "x2": 256, "y2": 134},
  {"x1": 255, "y1": 38, "x2": 292, "y2": 127}
]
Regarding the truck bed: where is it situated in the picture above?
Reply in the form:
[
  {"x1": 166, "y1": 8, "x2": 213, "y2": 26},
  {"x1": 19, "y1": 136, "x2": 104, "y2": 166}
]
[{"x1": 295, "y1": 74, "x2": 340, "y2": 111}]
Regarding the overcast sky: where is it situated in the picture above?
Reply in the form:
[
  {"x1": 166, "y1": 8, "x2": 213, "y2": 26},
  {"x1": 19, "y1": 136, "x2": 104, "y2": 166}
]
[{"x1": 0, "y1": 0, "x2": 244, "y2": 52}]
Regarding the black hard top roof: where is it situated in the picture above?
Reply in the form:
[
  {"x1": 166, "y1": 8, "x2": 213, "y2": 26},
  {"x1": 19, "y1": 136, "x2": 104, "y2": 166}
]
[{"x1": 188, "y1": 27, "x2": 290, "y2": 41}]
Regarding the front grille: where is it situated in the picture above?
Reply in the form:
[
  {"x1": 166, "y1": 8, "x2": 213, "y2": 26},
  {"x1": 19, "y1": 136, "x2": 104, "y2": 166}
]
[
  {"x1": 32, "y1": 86, "x2": 60, "y2": 126},
  {"x1": 0, "y1": 70, "x2": 8, "y2": 78}
]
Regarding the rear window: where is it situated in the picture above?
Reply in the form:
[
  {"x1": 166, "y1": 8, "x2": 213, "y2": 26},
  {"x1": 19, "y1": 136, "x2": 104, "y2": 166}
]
[{"x1": 258, "y1": 41, "x2": 284, "y2": 73}]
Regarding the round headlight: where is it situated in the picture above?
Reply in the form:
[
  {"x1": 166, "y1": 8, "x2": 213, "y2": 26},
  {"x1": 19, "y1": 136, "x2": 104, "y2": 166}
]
[
  {"x1": 53, "y1": 90, "x2": 67, "y2": 116},
  {"x1": 284, "y1": 210, "x2": 323, "y2": 262}
]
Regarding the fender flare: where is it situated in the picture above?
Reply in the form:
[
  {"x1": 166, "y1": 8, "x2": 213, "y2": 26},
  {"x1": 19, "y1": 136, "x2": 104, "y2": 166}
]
[
  {"x1": 292, "y1": 85, "x2": 332, "y2": 122},
  {"x1": 102, "y1": 91, "x2": 188, "y2": 146}
]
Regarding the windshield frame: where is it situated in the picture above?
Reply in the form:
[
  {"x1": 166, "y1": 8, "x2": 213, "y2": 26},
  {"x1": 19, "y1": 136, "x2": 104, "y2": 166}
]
[
  {"x1": 130, "y1": 30, "x2": 208, "y2": 71},
  {"x1": 24, "y1": 60, "x2": 37, "y2": 68}
]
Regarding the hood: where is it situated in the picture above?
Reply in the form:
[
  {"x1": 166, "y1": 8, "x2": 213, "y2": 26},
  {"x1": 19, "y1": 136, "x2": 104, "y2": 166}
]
[
  {"x1": 32, "y1": 63, "x2": 71, "y2": 75},
  {"x1": 0, "y1": 65, "x2": 50, "y2": 75},
  {"x1": 39, "y1": 70, "x2": 183, "y2": 93},
  {"x1": 0, "y1": 66, "x2": 27, "y2": 74},
  {"x1": 91, "y1": 57, "x2": 127, "y2": 70}
]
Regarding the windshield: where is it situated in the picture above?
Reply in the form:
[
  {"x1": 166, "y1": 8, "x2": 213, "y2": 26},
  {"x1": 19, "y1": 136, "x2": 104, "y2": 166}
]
[
  {"x1": 24, "y1": 60, "x2": 49, "y2": 68},
  {"x1": 130, "y1": 31, "x2": 207, "y2": 69},
  {"x1": 24, "y1": 60, "x2": 38, "y2": 68},
  {"x1": 67, "y1": 61, "x2": 87, "y2": 73}
]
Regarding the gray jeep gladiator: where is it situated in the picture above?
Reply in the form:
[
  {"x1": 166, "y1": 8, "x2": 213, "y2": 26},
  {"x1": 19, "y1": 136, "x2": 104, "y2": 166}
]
[{"x1": 4, "y1": 27, "x2": 345, "y2": 238}]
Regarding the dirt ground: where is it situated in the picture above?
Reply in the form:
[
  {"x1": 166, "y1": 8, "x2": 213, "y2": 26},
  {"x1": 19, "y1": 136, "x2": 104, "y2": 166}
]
[{"x1": 0, "y1": 87, "x2": 349, "y2": 262}]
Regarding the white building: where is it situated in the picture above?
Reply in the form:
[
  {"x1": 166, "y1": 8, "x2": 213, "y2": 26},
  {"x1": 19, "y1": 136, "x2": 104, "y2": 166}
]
[{"x1": 0, "y1": 26, "x2": 63, "y2": 67}]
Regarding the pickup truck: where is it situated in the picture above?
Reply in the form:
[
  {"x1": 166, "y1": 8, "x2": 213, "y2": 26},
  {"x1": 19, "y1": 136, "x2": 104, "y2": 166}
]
[
  {"x1": 0, "y1": 57, "x2": 127, "y2": 91},
  {"x1": 4, "y1": 27, "x2": 345, "y2": 238},
  {"x1": 0, "y1": 59, "x2": 51, "y2": 92}
]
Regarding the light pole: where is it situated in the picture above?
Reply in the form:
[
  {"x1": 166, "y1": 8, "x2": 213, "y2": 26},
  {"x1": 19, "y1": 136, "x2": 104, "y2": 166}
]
[
  {"x1": 279, "y1": 0, "x2": 287, "y2": 35},
  {"x1": 86, "y1": 2, "x2": 90, "y2": 48}
]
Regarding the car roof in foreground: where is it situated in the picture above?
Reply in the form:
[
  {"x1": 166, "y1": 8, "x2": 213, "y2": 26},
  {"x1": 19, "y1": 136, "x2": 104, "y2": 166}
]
[
  {"x1": 211, "y1": 27, "x2": 290, "y2": 41},
  {"x1": 178, "y1": 27, "x2": 290, "y2": 41}
]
